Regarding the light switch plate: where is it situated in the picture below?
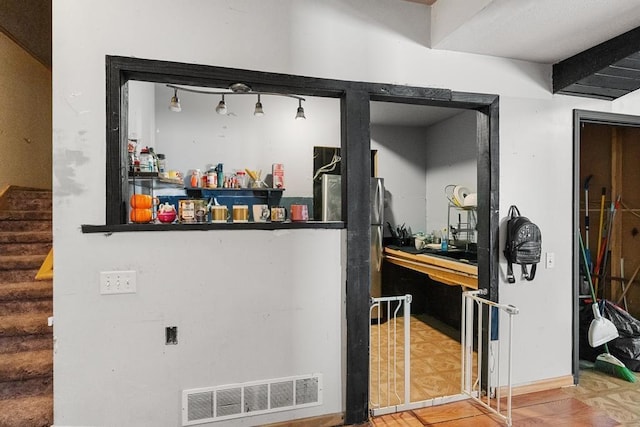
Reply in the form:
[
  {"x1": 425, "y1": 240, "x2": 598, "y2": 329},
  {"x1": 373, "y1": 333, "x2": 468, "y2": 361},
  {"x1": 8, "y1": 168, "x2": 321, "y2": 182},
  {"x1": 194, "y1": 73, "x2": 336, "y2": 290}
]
[
  {"x1": 545, "y1": 252, "x2": 555, "y2": 269},
  {"x1": 100, "y1": 270, "x2": 137, "y2": 294}
]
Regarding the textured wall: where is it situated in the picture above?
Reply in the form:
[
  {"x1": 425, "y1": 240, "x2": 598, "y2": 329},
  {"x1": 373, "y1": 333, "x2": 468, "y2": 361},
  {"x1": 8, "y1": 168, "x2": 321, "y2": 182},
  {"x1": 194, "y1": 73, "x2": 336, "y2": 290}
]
[{"x1": 0, "y1": 31, "x2": 51, "y2": 191}]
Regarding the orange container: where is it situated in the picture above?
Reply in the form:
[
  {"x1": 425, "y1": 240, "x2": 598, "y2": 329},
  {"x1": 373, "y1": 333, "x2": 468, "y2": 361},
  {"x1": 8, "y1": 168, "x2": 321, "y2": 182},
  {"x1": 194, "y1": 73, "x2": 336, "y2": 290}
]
[
  {"x1": 130, "y1": 194, "x2": 159, "y2": 209},
  {"x1": 130, "y1": 208, "x2": 153, "y2": 223}
]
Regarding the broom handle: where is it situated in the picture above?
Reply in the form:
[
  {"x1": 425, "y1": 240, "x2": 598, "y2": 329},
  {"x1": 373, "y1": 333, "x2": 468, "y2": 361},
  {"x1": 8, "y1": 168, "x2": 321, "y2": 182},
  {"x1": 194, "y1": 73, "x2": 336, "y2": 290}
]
[
  {"x1": 597, "y1": 196, "x2": 620, "y2": 299},
  {"x1": 595, "y1": 188, "x2": 606, "y2": 273},
  {"x1": 594, "y1": 196, "x2": 612, "y2": 294},
  {"x1": 578, "y1": 232, "x2": 597, "y2": 301}
]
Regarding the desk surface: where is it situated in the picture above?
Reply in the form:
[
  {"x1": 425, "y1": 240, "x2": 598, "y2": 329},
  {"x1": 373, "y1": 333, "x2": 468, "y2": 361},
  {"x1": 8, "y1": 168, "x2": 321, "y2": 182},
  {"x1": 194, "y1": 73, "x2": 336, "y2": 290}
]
[{"x1": 383, "y1": 247, "x2": 478, "y2": 289}]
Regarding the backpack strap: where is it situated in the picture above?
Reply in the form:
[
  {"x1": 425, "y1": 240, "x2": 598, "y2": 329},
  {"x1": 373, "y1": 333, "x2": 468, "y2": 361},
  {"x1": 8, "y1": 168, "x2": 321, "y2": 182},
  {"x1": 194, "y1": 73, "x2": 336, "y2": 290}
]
[
  {"x1": 507, "y1": 260, "x2": 516, "y2": 283},
  {"x1": 506, "y1": 205, "x2": 520, "y2": 284},
  {"x1": 523, "y1": 264, "x2": 537, "y2": 281}
]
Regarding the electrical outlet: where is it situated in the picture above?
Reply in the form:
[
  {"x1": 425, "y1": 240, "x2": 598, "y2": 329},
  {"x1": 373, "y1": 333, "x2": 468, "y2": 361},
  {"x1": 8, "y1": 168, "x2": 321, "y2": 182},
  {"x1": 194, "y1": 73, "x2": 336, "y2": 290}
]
[
  {"x1": 100, "y1": 270, "x2": 137, "y2": 295},
  {"x1": 545, "y1": 252, "x2": 555, "y2": 269}
]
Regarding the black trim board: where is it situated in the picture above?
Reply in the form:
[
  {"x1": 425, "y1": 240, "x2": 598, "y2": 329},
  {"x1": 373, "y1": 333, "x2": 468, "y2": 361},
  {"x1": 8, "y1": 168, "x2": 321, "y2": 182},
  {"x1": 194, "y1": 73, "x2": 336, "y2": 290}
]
[{"x1": 105, "y1": 55, "x2": 500, "y2": 425}]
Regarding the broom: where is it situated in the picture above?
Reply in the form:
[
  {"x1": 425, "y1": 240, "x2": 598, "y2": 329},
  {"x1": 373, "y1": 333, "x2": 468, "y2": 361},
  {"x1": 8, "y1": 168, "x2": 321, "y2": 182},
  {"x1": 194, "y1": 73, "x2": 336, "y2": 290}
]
[{"x1": 579, "y1": 233, "x2": 636, "y2": 383}]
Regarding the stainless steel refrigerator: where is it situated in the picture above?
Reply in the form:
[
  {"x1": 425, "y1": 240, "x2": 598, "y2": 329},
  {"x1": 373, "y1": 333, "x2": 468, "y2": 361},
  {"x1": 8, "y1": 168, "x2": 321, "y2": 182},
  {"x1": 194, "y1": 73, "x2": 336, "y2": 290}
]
[
  {"x1": 370, "y1": 177, "x2": 385, "y2": 318},
  {"x1": 322, "y1": 175, "x2": 385, "y2": 316}
]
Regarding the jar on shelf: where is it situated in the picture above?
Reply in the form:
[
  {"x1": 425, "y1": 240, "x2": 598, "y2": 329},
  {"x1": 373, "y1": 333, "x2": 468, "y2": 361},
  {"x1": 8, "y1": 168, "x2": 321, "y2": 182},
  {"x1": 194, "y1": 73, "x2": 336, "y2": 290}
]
[
  {"x1": 190, "y1": 169, "x2": 201, "y2": 188},
  {"x1": 236, "y1": 170, "x2": 247, "y2": 188},
  {"x1": 139, "y1": 148, "x2": 152, "y2": 173},
  {"x1": 207, "y1": 167, "x2": 217, "y2": 188}
]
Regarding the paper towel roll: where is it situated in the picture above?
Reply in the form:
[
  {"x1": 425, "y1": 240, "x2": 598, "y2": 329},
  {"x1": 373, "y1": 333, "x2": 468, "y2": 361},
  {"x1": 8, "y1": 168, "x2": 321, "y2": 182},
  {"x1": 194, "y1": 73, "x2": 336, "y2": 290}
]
[
  {"x1": 463, "y1": 193, "x2": 477, "y2": 207},
  {"x1": 453, "y1": 186, "x2": 471, "y2": 207}
]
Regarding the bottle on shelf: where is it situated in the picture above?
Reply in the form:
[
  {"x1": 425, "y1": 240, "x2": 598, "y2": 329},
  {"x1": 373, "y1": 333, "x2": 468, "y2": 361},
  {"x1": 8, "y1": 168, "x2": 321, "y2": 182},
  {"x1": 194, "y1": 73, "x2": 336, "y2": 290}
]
[
  {"x1": 190, "y1": 169, "x2": 201, "y2": 188},
  {"x1": 148, "y1": 147, "x2": 159, "y2": 172},
  {"x1": 139, "y1": 147, "x2": 151, "y2": 173},
  {"x1": 207, "y1": 167, "x2": 217, "y2": 188},
  {"x1": 157, "y1": 154, "x2": 166, "y2": 173},
  {"x1": 441, "y1": 227, "x2": 448, "y2": 251},
  {"x1": 216, "y1": 163, "x2": 224, "y2": 188}
]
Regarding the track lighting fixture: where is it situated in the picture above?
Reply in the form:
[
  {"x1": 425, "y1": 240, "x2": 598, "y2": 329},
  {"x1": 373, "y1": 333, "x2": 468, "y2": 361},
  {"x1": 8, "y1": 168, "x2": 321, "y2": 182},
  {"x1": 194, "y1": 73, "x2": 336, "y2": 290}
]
[
  {"x1": 167, "y1": 84, "x2": 306, "y2": 119},
  {"x1": 215, "y1": 95, "x2": 227, "y2": 115},
  {"x1": 254, "y1": 94, "x2": 264, "y2": 116},
  {"x1": 295, "y1": 99, "x2": 306, "y2": 120},
  {"x1": 168, "y1": 88, "x2": 181, "y2": 112}
]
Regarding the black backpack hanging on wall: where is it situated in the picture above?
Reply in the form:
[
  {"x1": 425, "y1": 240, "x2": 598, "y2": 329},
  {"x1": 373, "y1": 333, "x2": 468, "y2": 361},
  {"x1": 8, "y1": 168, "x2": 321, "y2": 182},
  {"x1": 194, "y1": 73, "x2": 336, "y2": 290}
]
[{"x1": 504, "y1": 205, "x2": 542, "y2": 283}]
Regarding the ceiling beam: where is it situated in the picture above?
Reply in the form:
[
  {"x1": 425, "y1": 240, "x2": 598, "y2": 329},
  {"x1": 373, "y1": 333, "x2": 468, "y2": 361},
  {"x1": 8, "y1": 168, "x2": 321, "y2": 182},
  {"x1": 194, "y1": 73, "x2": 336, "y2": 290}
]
[{"x1": 553, "y1": 26, "x2": 640, "y2": 100}]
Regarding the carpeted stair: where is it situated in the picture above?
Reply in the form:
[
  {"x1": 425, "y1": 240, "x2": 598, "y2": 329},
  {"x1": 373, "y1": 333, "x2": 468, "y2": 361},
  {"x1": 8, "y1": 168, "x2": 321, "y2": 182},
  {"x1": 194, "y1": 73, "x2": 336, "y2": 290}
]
[{"x1": 0, "y1": 187, "x2": 53, "y2": 427}]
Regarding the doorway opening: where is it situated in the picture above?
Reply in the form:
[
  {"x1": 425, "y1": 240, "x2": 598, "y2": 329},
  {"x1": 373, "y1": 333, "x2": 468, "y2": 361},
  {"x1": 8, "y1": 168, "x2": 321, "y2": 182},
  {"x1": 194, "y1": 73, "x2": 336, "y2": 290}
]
[
  {"x1": 573, "y1": 109, "x2": 640, "y2": 383},
  {"x1": 368, "y1": 100, "x2": 489, "y2": 408}
]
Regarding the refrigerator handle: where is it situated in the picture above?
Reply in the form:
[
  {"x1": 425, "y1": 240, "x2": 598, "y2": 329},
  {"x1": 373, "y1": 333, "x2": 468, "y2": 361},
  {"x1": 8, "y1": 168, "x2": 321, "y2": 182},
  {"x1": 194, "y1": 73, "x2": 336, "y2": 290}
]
[
  {"x1": 375, "y1": 226, "x2": 383, "y2": 271},
  {"x1": 376, "y1": 179, "x2": 384, "y2": 221}
]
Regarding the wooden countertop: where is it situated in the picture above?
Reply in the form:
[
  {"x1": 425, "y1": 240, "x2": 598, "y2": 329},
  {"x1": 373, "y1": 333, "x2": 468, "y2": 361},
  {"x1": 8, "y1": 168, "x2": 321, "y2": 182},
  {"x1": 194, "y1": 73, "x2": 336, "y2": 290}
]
[{"x1": 383, "y1": 247, "x2": 478, "y2": 289}]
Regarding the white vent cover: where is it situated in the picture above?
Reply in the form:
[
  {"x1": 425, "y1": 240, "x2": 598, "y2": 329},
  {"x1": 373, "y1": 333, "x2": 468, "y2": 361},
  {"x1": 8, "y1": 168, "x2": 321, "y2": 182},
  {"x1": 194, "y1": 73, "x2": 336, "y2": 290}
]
[{"x1": 182, "y1": 374, "x2": 323, "y2": 426}]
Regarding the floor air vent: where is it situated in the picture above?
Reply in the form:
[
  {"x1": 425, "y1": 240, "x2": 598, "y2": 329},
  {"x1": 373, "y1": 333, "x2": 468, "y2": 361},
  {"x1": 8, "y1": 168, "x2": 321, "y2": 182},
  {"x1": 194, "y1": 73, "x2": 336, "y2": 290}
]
[{"x1": 182, "y1": 374, "x2": 322, "y2": 426}]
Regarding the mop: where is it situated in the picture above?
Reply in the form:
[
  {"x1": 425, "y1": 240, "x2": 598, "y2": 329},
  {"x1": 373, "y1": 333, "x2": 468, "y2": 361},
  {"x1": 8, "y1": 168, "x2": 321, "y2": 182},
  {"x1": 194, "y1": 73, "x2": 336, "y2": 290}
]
[{"x1": 579, "y1": 233, "x2": 636, "y2": 383}]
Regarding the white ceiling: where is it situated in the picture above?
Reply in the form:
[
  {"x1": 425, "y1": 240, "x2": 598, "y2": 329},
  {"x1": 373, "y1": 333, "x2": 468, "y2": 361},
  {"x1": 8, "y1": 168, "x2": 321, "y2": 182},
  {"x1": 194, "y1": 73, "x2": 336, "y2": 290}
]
[
  {"x1": 430, "y1": 0, "x2": 640, "y2": 64},
  {"x1": 370, "y1": 102, "x2": 466, "y2": 127},
  {"x1": 372, "y1": 0, "x2": 640, "y2": 127}
]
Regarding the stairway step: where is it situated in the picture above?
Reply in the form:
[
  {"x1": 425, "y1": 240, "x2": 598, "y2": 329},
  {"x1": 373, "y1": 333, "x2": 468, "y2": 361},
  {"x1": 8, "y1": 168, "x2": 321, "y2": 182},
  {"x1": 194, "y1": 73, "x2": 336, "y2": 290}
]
[
  {"x1": 5, "y1": 190, "x2": 52, "y2": 201},
  {"x1": 0, "y1": 335, "x2": 52, "y2": 355},
  {"x1": 3, "y1": 192, "x2": 52, "y2": 211},
  {"x1": 0, "y1": 210, "x2": 52, "y2": 221},
  {"x1": 0, "y1": 282, "x2": 52, "y2": 302},
  {"x1": 0, "y1": 231, "x2": 51, "y2": 244},
  {"x1": 0, "y1": 242, "x2": 52, "y2": 256},
  {"x1": 0, "y1": 220, "x2": 51, "y2": 232},
  {"x1": 0, "y1": 349, "x2": 52, "y2": 382},
  {"x1": 0, "y1": 393, "x2": 53, "y2": 426},
  {"x1": 0, "y1": 255, "x2": 46, "y2": 271},
  {"x1": 0, "y1": 376, "x2": 52, "y2": 401},
  {"x1": 0, "y1": 269, "x2": 40, "y2": 284},
  {"x1": 0, "y1": 313, "x2": 51, "y2": 337},
  {"x1": 0, "y1": 299, "x2": 52, "y2": 316}
]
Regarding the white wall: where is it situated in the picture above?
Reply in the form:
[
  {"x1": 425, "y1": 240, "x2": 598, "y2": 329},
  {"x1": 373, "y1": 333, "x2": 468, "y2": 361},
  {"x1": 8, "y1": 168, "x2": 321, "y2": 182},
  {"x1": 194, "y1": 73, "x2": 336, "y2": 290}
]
[
  {"x1": 128, "y1": 81, "x2": 156, "y2": 148},
  {"x1": 53, "y1": 0, "x2": 628, "y2": 425},
  {"x1": 0, "y1": 31, "x2": 51, "y2": 190},
  {"x1": 371, "y1": 124, "x2": 428, "y2": 235},
  {"x1": 425, "y1": 110, "x2": 477, "y2": 236},
  {"x1": 152, "y1": 85, "x2": 340, "y2": 196}
]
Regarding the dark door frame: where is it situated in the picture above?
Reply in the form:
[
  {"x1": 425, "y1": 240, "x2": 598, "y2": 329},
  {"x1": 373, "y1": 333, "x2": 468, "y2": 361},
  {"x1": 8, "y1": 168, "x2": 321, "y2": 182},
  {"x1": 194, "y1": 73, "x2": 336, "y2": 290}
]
[
  {"x1": 105, "y1": 56, "x2": 499, "y2": 425},
  {"x1": 572, "y1": 109, "x2": 640, "y2": 384}
]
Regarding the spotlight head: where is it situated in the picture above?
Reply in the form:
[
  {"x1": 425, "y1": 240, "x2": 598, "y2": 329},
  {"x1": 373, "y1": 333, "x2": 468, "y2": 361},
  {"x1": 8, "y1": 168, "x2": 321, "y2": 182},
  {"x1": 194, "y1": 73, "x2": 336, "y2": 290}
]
[
  {"x1": 295, "y1": 102, "x2": 306, "y2": 120},
  {"x1": 169, "y1": 89, "x2": 181, "y2": 112},
  {"x1": 254, "y1": 102, "x2": 264, "y2": 116},
  {"x1": 254, "y1": 94, "x2": 264, "y2": 116},
  {"x1": 215, "y1": 96, "x2": 227, "y2": 115}
]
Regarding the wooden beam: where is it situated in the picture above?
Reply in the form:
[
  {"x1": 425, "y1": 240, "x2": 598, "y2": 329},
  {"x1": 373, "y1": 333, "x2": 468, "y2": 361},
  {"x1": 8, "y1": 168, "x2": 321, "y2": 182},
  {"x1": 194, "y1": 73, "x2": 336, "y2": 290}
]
[
  {"x1": 343, "y1": 89, "x2": 372, "y2": 425},
  {"x1": 553, "y1": 26, "x2": 640, "y2": 97}
]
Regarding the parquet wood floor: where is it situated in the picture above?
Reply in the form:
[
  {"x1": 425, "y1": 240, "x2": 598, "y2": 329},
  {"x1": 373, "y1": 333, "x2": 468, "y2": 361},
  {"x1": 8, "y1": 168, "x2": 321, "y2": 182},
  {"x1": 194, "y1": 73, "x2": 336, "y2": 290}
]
[
  {"x1": 370, "y1": 388, "x2": 621, "y2": 426},
  {"x1": 370, "y1": 315, "x2": 639, "y2": 426}
]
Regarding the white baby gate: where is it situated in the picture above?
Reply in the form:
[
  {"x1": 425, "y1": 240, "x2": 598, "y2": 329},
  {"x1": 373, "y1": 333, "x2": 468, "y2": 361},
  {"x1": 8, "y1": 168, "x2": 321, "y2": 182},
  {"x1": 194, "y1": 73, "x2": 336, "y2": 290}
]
[
  {"x1": 462, "y1": 289, "x2": 519, "y2": 427},
  {"x1": 369, "y1": 290, "x2": 518, "y2": 427}
]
